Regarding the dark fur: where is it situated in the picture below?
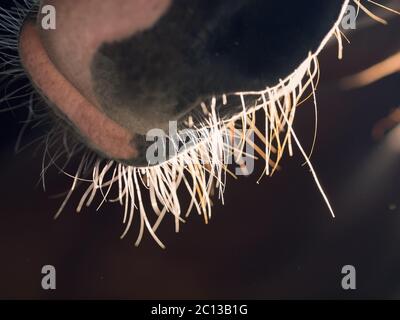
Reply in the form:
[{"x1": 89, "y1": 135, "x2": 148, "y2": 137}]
[{"x1": 91, "y1": 0, "x2": 344, "y2": 136}]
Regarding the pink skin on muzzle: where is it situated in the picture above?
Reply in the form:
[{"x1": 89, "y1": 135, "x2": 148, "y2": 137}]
[{"x1": 19, "y1": 0, "x2": 171, "y2": 160}]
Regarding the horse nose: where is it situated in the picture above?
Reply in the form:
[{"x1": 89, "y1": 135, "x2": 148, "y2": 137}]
[
  {"x1": 36, "y1": 0, "x2": 172, "y2": 135},
  {"x1": 35, "y1": 0, "x2": 343, "y2": 135},
  {"x1": 20, "y1": 0, "x2": 345, "y2": 164}
]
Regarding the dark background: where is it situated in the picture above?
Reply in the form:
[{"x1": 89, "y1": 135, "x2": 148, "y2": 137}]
[{"x1": 0, "y1": 0, "x2": 400, "y2": 299}]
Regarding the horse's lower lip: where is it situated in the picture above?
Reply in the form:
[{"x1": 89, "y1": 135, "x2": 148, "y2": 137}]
[{"x1": 19, "y1": 20, "x2": 139, "y2": 162}]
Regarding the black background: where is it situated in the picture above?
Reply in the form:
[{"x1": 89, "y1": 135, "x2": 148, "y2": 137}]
[{"x1": 0, "y1": 0, "x2": 400, "y2": 299}]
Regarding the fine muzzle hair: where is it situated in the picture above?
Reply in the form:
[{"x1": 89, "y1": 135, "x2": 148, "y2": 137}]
[{"x1": 1, "y1": 0, "x2": 359, "y2": 247}]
